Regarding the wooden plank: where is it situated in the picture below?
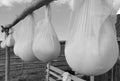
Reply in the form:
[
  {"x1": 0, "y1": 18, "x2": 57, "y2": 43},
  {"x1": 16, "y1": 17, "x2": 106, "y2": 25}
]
[
  {"x1": 46, "y1": 63, "x2": 50, "y2": 81},
  {"x1": 71, "y1": 74, "x2": 86, "y2": 81},
  {"x1": 49, "y1": 77, "x2": 56, "y2": 81},
  {"x1": 50, "y1": 66, "x2": 64, "y2": 75},
  {"x1": 5, "y1": 47, "x2": 10, "y2": 81},
  {"x1": 49, "y1": 71, "x2": 62, "y2": 79},
  {"x1": 50, "y1": 66, "x2": 86, "y2": 81}
]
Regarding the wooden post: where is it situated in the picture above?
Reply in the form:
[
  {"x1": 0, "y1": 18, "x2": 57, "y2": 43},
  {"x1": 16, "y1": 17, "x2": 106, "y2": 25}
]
[
  {"x1": 46, "y1": 62, "x2": 51, "y2": 81},
  {"x1": 111, "y1": 68, "x2": 114, "y2": 81},
  {"x1": 5, "y1": 47, "x2": 10, "y2": 81},
  {"x1": 4, "y1": 32, "x2": 10, "y2": 81},
  {"x1": 90, "y1": 76, "x2": 94, "y2": 81}
]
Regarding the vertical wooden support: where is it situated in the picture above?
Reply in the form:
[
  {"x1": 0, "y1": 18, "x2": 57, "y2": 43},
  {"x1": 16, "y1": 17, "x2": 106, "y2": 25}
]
[
  {"x1": 5, "y1": 47, "x2": 10, "y2": 81},
  {"x1": 20, "y1": 61, "x2": 24, "y2": 75},
  {"x1": 46, "y1": 62, "x2": 51, "y2": 81},
  {"x1": 4, "y1": 32, "x2": 10, "y2": 81},
  {"x1": 111, "y1": 68, "x2": 114, "y2": 81},
  {"x1": 90, "y1": 76, "x2": 94, "y2": 81}
]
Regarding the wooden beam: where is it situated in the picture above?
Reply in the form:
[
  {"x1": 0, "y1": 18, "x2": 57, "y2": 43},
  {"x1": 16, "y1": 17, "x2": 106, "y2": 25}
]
[
  {"x1": 5, "y1": 47, "x2": 10, "y2": 81},
  {"x1": 46, "y1": 62, "x2": 51, "y2": 81},
  {"x1": 4, "y1": 0, "x2": 54, "y2": 29},
  {"x1": 49, "y1": 65, "x2": 86, "y2": 81},
  {"x1": 5, "y1": 33, "x2": 10, "y2": 81},
  {"x1": 49, "y1": 77, "x2": 56, "y2": 81}
]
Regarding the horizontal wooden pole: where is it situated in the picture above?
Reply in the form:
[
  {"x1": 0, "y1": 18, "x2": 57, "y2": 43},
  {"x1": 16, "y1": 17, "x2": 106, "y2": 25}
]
[{"x1": 4, "y1": 0, "x2": 54, "y2": 29}]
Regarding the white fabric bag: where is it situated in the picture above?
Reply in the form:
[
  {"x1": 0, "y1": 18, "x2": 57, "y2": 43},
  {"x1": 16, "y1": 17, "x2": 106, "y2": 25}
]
[
  {"x1": 0, "y1": 32, "x2": 6, "y2": 48},
  {"x1": 6, "y1": 29, "x2": 15, "y2": 47},
  {"x1": 32, "y1": 4, "x2": 60, "y2": 63},
  {"x1": 1, "y1": 40, "x2": 6, "y2": 49},
  {"x1": 13, "y1": 14, "x2": 37, "y2": 61},
  {"x1": 6, "y1": 34, "x2": 15, "y2": 47},
  {"x1": 65, "y1": 0, "x2": 119, "y2": 76}
]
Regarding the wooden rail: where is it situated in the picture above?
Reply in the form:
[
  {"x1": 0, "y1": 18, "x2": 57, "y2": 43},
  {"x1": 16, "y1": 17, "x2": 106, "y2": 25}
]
[{"x1": 46, "y1": 63, "x2": 86, "y2": 81}]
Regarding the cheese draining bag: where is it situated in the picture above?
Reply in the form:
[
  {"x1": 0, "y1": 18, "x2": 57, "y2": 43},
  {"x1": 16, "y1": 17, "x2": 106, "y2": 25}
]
[
  {"x1": 65, "y1": 0, "x2": 119, "y2": 75},
  {"x1": 32, "y1": 4, "x2": 60, "y2": 63},
  {"x1": 14, "y1": 14, "x2": 37, "y2": 61}
]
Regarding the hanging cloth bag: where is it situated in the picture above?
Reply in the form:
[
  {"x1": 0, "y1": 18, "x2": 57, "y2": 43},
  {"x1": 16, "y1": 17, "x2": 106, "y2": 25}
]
[
  {"x1": 65, "y1": 0, "x2": 119, "y2": 76},
  {"x1": 32, "y1": 4, "x2": 61, "y2": 63},
  {"x1": 13, "y1": 14, "x2": 37, "y2": 61},
  {"x1": 6, "y1": 28, "x2": 15, "y2": 47},
  {"x1": 6, "y1": 33, "x2": 15, "y2": 47},
  {"x1": 0, "y1": 32, "x2": 7, "y2": 49}
]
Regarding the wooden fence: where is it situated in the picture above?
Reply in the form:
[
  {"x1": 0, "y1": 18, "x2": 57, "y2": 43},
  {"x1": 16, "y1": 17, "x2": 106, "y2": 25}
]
[
  {"x1": 0, "y1": 41, "x2": 120, "y2": 81},
  {"x1": 0, "y1": 46, "x2": 46, "y2": 81}
]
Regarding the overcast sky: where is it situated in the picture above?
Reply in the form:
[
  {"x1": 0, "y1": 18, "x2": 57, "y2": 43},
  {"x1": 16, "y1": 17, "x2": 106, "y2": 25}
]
[{"x1": 0, "y1": 2, "x2": 71, "y2": 41}]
